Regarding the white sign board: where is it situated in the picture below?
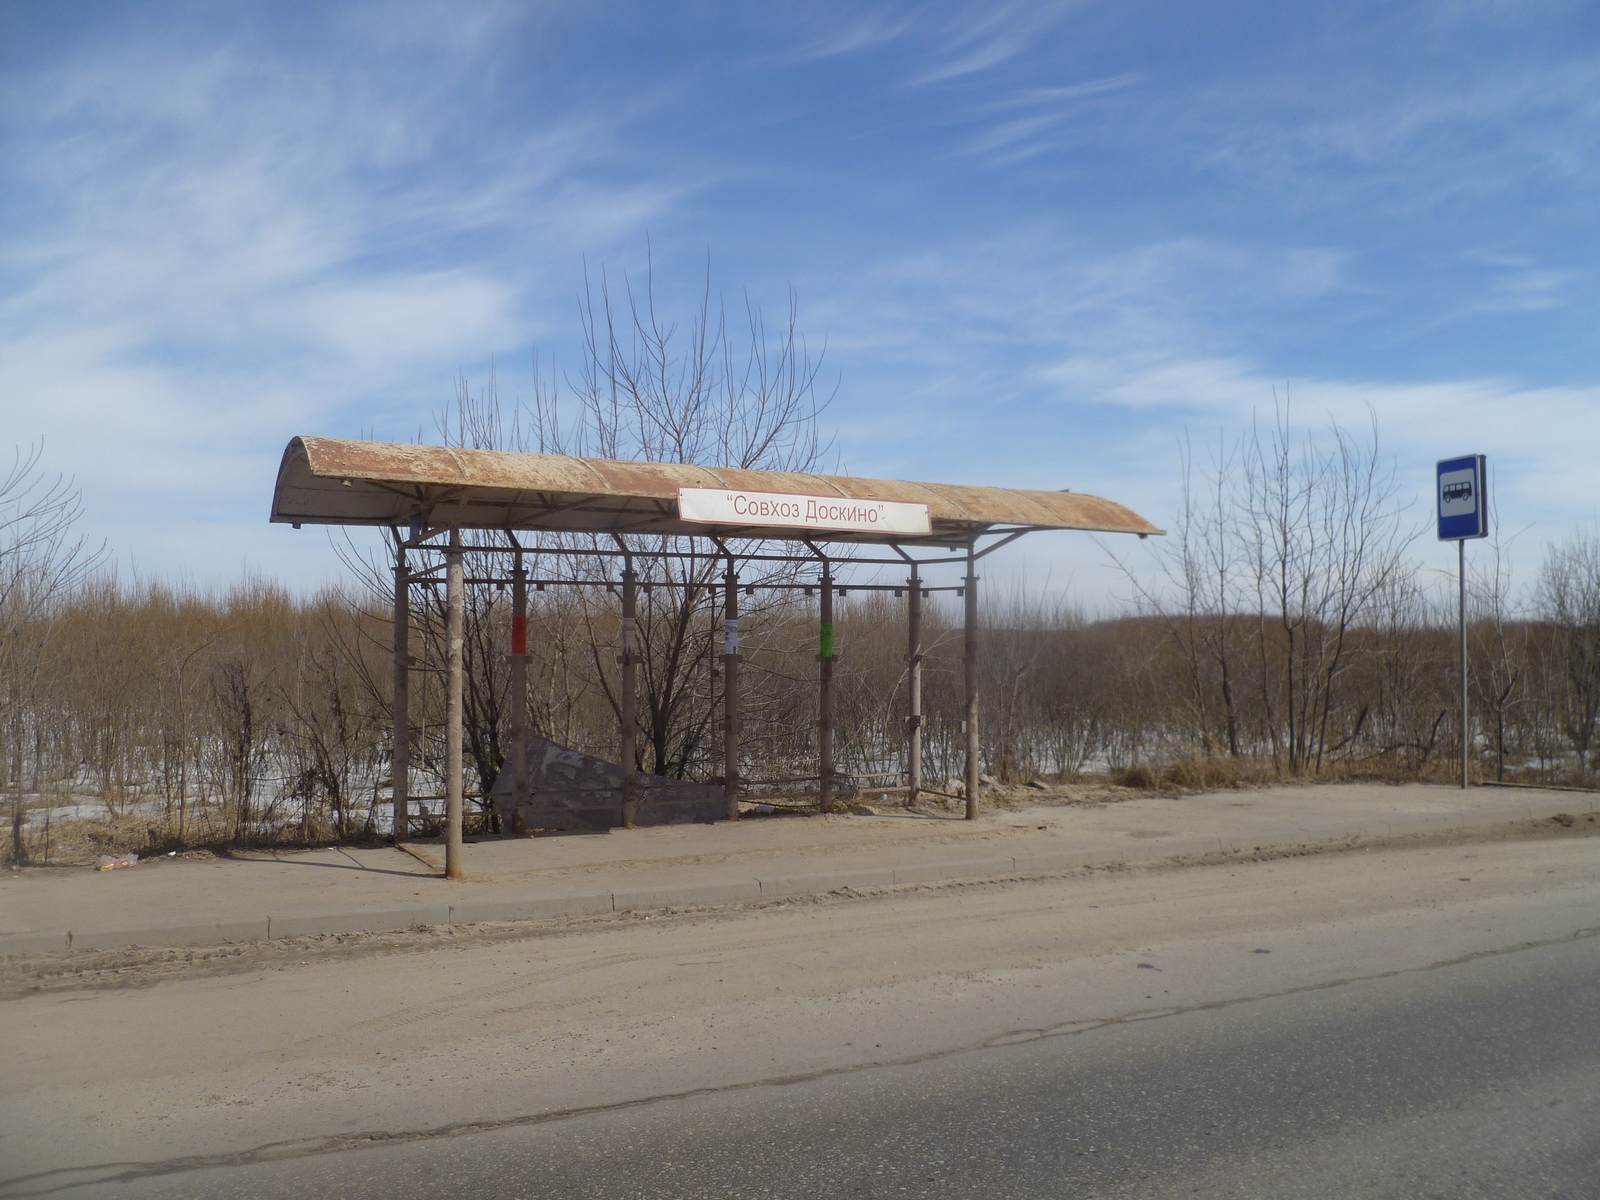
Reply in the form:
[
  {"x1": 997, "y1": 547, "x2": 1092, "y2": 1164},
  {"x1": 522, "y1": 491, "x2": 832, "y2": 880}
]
[
  {"x1": 677, "y1": 487, "x2": 931, "y2": 536},
  {"x1": 1439, "y1": 467, "x2": 1476, "y2": 517}
]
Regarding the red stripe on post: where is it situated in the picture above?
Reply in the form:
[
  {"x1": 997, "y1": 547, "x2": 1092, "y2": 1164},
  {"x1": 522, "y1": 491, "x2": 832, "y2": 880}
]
[{"x1": 511, "y1": 615, "x2": 527, "y2": 655}]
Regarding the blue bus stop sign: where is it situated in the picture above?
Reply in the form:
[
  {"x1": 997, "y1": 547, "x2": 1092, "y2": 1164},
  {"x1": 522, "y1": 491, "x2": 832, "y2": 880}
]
[{"x1": 1437, "y1": 454, "x2": 1487, "y2": 541}]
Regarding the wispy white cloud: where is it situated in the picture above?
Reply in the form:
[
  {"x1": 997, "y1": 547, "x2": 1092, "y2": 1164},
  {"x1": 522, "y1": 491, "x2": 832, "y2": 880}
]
[
  {"x1": 1454, "y1": 253, "x2": 1581, "y2": 313},
  {"x1": 1038, "y1": 350, "x2": 1600, "y2": 531},
  {"x1": 955, "y1": 73, "x2": 1143, "y2": 163},
  {"x1": 947, "y1": 354, "x2": 1600, "y2": 607},
  {"x1": 0, "y1": 5, "x2": 687, "y2": 584},
  {"x1": 770, "y1": 1, "x2": 1096, "y2": 86},
  {"x1": 1190, "y1": 55, "x2": 1600, "y2": 220},
  {"x1": 1007, "y1": 74, "x2": 1145, "y2": 106},
  {"x1": 782, "y1": 7, "x2": 918, "y2": 62},
  {"x1": 908, "y1": 3, "x2": 1088, "y2": 86}
]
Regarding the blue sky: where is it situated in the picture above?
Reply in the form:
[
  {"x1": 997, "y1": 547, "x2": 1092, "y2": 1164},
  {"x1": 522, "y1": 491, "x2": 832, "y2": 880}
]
[{"x1": 1, "y1": 1, "x2": 1596, "y2": 604}]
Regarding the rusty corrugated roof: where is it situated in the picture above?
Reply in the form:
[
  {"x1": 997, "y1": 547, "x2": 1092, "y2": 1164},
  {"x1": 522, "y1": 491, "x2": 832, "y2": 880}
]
[{"x1": 270, "y1": 437, "x2": 1161, "y2": 545}]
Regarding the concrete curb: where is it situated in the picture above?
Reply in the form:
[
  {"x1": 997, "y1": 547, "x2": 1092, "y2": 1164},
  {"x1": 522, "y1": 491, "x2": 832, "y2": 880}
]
[
  {"x1": 451, "y1": 892, "x2": 615, "y2": 923},
  {"x1": 892, "y1": 855, "x2": 1017, "y2": 885},
  {"x1": 758, "y1": 867, "x2": 897, "y2": 898},
  {"x1": 613, "y1": 881, "x2": 760, "y2": 911},
  {"x1": 2, "y1": 803, "x2": 1587, "y2": 958},
  {"x1": 266, "y1": 907, "x2": 451, "y2": 940},
  {"x1": 0, "y1": 918, "x2": 275, "y2": 957}
]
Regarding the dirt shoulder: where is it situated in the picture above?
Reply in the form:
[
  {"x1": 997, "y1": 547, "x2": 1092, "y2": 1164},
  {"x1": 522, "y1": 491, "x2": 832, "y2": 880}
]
[
  {"x1": 5, "y1": 811, "x2": 1593, "y2": 999},
  {"x1": 1, "y1": 781, "x2": 1591, "y2": 964}
]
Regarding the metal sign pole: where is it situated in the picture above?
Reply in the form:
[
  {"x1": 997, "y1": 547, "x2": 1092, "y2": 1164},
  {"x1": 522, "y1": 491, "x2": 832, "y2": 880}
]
[
  {"x1": 1459, "y1": 537, "x2": 1468, "y2": 790},
  {"x1": 963, "y1": 544, "x2": 980, "y2": 820},
  {"x1": 1438, "y1": 453, "x2": 1486, "y2": 792}
]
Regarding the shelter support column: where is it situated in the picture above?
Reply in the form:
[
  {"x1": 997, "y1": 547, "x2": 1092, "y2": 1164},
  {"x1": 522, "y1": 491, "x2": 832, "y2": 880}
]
[
  {"x1": 620, "y1": 562, "x2": 638, "y2": 828},
  {"x1": 819, "y1": 563, "x2": 835, "y2": 811},
  {"x1": 509, "y1": 551, "x2": 529, "y2": 833},
  {"x1": 723, "y1": 563, "x2": 740, "y2": 821},
  {"x1": 392, "y1": 547, "x2": 409, "y2": 843},
  {"x1": 445, "y1": 528, "x2": 465, "y2": 878},
  {"x1": 964, "y1": 546, "x2": 980, "y2": 821},
  {"x1": 907, "y1": 564, "x2": 922, "y2": 807}
]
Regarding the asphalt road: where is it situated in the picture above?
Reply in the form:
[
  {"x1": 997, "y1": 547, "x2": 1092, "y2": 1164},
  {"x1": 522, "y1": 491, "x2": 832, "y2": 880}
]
[{"x1": 75, "y1": 930, "x2": 1600, "y2": 1199}]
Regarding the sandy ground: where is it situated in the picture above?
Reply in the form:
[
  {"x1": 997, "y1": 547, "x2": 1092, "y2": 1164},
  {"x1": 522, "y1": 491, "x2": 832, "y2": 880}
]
[{"x1": 2, "y1": 820, "x2": 1597, "y2": 1193}]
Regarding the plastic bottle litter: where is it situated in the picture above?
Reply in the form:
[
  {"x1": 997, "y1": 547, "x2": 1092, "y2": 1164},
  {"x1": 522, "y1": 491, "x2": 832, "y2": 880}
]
[{"x1": 95, "y1": 853, "x2": 139, "y2": 871}]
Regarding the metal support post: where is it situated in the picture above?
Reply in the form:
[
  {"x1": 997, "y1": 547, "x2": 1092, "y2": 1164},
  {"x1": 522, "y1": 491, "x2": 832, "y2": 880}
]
[
  {"x1": 620, "y1": 558, "x2": 638, "y2": 828},
  {"x1": 392, "y1": 547, "x2": 410, "y2": 843},
  {"x1": 510, "y1": 550, "x2": 529, "y2": 832},
  {"x1": 1459, "y1": 537, "x2": 1469, "y2": 790},
  {"x1": 964, "y1": 545, "x2": 980, "y2": 820},
  {"x1": 907, "y1": 564, "x2": 923, "y2": 807},
  {"x1": 723, "y1": 562, "x2": 740, "y2": 821},
  {"x1": 819, "y1": 562, "x2": 835, "y2": 812},
  {"x1": 445, "y1": 528, "x2": 465, "y2": 878}
]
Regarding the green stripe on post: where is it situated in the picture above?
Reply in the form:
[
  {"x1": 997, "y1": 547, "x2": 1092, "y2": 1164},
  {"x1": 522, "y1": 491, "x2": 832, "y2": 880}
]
[{"x1": 819, "y1": 622, "x2": 834, "y2": 659}]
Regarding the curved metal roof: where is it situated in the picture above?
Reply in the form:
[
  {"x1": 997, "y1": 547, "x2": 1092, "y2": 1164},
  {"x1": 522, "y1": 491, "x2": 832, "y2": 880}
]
[{"x1": 270, "y1": 437, "x2": 1162, "y2": 546}]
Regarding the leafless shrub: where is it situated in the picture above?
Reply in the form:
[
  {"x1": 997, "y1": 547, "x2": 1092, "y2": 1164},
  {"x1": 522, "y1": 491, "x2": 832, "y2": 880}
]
[
  {"x1": 0, "y1": 443, "x2": 104, "y2": 863},
  {"x1": 1534, "y1": 530, "x2": 1600, "y2": 775}
]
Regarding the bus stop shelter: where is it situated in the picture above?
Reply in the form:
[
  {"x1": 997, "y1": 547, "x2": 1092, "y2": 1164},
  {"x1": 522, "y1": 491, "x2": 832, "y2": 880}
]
[{"x1": 271, "y1": 436, "x2": 1161, "y2": 878}]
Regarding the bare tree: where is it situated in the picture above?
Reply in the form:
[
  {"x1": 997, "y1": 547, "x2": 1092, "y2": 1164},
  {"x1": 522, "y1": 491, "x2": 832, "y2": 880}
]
[
  {"x1": 0, "y1": 443, "x2": 102, "y2": 862},
  {"x1": 1240, "y1": 398, "x2": 1413, "y2": 774},
  {"x1": 427, "y1": 253, "x2": 836, "y2": 792},
  {"x1": 1113, "y1": 429, "x2": 1244, "y2": 759},
  {"x1": 278, "y1": 592, "x2": 389, "y2": 839},
  {"x1": 1468, "y1": 497, "x2": 1529, "y2": 781},
  {"x1": 1535, "y1": 529, "x2": 1600, "y2": 775},
  {"x1": 1113, "y1": 400, "x2": 1415, "y2": 777}
]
